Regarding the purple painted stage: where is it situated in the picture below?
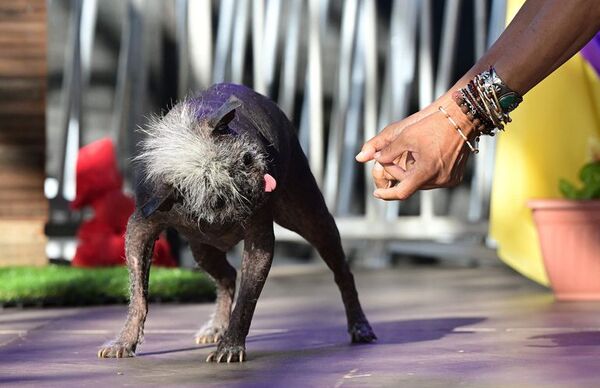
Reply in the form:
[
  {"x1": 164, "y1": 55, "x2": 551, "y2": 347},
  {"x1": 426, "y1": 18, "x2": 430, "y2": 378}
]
[{"x1": 1, "y1": 264, "x2": 599, "y2": 387}]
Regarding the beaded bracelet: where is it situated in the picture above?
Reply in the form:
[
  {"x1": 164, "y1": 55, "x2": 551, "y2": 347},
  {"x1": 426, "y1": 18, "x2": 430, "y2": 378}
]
[{"x1": 454, "y1": 66, "x2": 523, "y2": 137}]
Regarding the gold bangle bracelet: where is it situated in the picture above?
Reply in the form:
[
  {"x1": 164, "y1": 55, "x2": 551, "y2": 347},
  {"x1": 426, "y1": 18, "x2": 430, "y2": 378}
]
[{"x1": 438, "y1": 106, "x2": 479, "y2": 154}]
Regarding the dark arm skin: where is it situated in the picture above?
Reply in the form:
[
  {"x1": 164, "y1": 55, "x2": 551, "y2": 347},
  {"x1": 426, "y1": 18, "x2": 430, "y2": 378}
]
[{"x1": 356, "y1": 0, "x2": 600, "y2": 200}]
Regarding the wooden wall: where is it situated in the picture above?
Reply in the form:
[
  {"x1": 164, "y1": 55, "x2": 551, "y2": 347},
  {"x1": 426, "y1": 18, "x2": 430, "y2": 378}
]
[{"x1": 0, "y1": 0, "x2": 47, "y2": 266}]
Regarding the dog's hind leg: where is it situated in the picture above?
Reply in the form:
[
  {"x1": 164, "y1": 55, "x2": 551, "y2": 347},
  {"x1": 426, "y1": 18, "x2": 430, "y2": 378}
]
[
  {"x1": 189, "y1": 240, "x2": 237, "y2": 344},
  {"x1": 273, "y1": 142, "x2": 377, "y2": 343}
]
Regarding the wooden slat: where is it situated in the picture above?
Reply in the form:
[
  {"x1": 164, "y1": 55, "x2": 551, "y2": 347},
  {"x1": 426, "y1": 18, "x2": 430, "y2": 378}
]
[
  {"x1": 0, "y1": 182, "x2": 45, "y2": 192},
  {"x1": 0, "y1": 111, "x2": 44, "y2": 120},
  {"x1": 0, "y1": 0, "x2": 47, "y2": 266},
  {"x1": 0, "y1": 218, "x2": 45, "y2": 236},
  {"x1": 0, "y1": 96, "x2": 45, "y2": 114},
  {"x1": 0, "y1": 21, "x2": 46, "y2": 31},
  {"x1": 0, "y1": 58, "x2": 45, "y2": 77},
  {"x1": 0, "y1": 145, "x2": 45, "y2": 165},
  {"x1": 0, "y1": 191, "x2": 46, "y2": 201},
  {"x1": 0, "y1": 131, "x2": 46, "y2": 144},
  {"x1": 0, "y1": 220, "x2": 46, "y2": 266},
  {"x1": 0, "y1": 126, "x2": 45, "y2": 135},
  {"x1": 0, "y1": 204, "x2": 48, "y2": 217},
  {"x1": 0, "y1": 0, "x2": 45, "y2": 12},
  {"x1": 0, "y1": 41, "x2": 46, "y2": 53},
  {"x1": 0, "y1": 169, "x2": 45, "y2": 188},
  {"x1": 0, "y1": 77, "x2": 45, "y2": 94},
  {"x1": 0, "y1": 44, "x2": 46, "y2": 57},
  {"x1": 0, "y1": 249, "x2": 46, "y2": 266},
  {"x1": 0, "y1": 204, "x2": 48, "y2": 219},
  {"x1": 0, "y1": 32, "x2": 45, "y2": 42},
  {"x1": 0, "y1": 2, "x2": 45, "y2": 24}
]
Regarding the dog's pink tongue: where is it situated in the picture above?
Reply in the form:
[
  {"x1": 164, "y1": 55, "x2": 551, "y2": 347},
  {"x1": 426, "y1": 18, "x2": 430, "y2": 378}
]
[{"x1": 264, "y1": 174, "x2": 277, "y2": 192}]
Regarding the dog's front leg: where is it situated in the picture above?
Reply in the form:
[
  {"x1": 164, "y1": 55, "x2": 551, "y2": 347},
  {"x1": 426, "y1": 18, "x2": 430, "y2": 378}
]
[
  {"x1": 206, "y1": 211, "x2": 274, "y2": 363},
  {"x1": 98, "y1": 211, "x2": 160, "y2": 358}
]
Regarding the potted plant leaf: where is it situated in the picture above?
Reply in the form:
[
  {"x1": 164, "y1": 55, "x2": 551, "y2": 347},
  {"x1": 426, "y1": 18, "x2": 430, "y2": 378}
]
[{"x1": 528, "y1": 160, "x2": 600, "y2": 300}]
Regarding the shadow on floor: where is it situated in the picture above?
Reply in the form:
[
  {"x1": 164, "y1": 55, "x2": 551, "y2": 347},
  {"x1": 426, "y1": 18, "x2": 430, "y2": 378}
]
[
  {"x1": 529, "y1": 331, "x2": 600, "y2": 347},
  {"x1": 140, "y1": 345, "x2": 210, "y2": 357},
  {"x1": 373, "y1": 317, "x2": 486, "y2": 345},
  {"x1": 139, "y1": 317, "x2": 486, "y2": 357}
]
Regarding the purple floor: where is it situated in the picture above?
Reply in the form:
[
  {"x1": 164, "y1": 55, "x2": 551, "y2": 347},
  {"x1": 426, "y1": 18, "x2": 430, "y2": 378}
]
[{"x1": 1, "y1": 264, "x2": 600, "y2": 387}]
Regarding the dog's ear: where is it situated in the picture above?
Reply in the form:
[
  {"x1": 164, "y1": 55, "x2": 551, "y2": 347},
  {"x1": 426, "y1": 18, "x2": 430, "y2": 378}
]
[{"x1": 207, "y1": 95, "x2": 242, "y2": 131}]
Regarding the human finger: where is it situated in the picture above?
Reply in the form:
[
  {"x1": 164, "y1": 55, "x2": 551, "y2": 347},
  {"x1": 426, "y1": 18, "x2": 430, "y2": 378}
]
[
  {"x1": 374, "y1": 136, "x2": 412, "y2": 165},
  {"x1": 356, "y1": 135, "x2": 392, "y2": 162},
  {"x1": 356, "y1": 122, "x2": 404, "y2": 162},
  {"x1": 356, "y1": 109, "x2": 430, "y2": 163},
  {"x1": 380, "y1": 163, "x2": 409, "y2": 182},
  {"x1": 372, "y1": 162, "x2": 393, "y2": 189},
  {"x1": 372, "y1": 169, "x2": 429, "y2": 201}
]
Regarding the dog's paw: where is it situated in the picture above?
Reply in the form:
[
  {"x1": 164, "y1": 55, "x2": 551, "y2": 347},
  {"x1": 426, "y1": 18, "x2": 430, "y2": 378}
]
[
  {"x1": 349, "y1": 321, "x2": 377, "y2": 344},
  {"x1": 97, "y1": 341, "x2": 136, "y2": 358},
  {"x1": 194, "y1": 325, "x2": 227, "y2": 344},
  {"x1": 205, "y1": 344, "x2": 246, "y2": 363}
]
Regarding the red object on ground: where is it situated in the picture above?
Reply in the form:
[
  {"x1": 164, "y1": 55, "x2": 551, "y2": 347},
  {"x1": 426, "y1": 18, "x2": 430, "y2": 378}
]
[{"x1": 71, "y1": 138, "x2": 176, "y2": 267}]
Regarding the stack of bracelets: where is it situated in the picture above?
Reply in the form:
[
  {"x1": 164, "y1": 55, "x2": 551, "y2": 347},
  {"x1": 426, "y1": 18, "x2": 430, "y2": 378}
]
[{"x1": 441, "y1": 66, "x2": 523, "y2": 154}]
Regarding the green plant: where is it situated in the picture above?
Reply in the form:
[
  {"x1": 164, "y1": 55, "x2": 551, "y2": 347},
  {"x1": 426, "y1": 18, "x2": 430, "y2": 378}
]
[
  {"x1": 0, "y1": 266, "x2": 215, "y2": 307},
  {"x1": 559, "y1": 161, "x2": 600, "y2": 200}
]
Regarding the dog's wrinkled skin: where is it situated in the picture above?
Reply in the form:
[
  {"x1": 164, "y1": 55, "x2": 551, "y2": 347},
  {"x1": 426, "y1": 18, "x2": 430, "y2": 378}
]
[{"x1": 97, "y1": 83, "x2": 376, "y2": 363}]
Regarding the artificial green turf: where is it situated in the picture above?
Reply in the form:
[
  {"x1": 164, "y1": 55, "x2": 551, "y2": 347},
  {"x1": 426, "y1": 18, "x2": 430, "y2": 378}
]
[{"x1": 0, "y1": 266, "x2": 216, "y2": 307}]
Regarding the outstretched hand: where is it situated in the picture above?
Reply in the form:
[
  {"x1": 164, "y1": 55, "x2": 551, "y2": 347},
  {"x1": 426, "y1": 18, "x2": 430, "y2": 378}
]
[{"x1": 357, "y1": 96, "x2": 476, "y2": 201}]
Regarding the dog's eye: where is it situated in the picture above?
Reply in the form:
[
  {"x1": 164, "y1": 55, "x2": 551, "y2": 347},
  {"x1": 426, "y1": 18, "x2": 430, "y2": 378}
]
[
  {"x1": 213, "y1": 123, "x2": 229, "y2": 135},
  {"x1": 243, "y1": 152, "x2": 253, "y2": 166},
  {"x1": 214, "y1": 198, "x2": 225, "y2": 209}
]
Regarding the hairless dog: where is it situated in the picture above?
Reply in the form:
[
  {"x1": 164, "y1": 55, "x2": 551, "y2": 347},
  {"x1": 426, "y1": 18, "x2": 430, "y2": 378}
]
[{"x1": 97, "y1": 83, "x2": 376, "y2": 363}]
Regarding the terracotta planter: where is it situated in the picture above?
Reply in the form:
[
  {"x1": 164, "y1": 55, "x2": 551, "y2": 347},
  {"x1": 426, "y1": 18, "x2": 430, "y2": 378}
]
[{"x1": 529, "y1": 199, "x2": 600, "y2": 301}]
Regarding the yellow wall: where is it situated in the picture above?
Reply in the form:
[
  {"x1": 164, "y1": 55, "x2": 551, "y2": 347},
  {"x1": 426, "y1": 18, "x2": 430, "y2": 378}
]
[{"x1": 490, "y1": 0, "x2": 600, "y2": 285}]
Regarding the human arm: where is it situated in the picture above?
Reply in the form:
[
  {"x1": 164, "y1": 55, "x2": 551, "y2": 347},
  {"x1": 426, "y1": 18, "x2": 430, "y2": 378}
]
[
  {"x1": 356, "y1": 0, "x2": 547, "y2": 163},
  {"x1": 359, "y1": 0, "x2": 600, "y2": 200}
]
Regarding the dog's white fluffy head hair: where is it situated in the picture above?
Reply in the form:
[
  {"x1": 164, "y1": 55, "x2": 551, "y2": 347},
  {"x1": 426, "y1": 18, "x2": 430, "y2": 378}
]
[{"x1": 136, "y1": 101, "x2": 268, "y2": 224}]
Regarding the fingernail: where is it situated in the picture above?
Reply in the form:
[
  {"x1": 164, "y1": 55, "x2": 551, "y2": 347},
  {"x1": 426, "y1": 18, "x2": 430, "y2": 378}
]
[
  {"x1": 373, "y1": 162, "x2": 383, "y2": 171},
  {"x1": 373, "y1": 152, "x2": 381, "y2": 160},
  {"x1": 355, "y1": 151, "x2": 365, "y2": 160},
  {"x1": 373, "y1": 190, "x2": 381, "y2": 198}
]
